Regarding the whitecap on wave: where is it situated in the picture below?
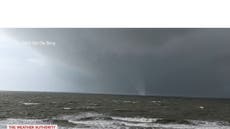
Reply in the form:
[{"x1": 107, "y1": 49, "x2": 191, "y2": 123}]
[
  {"x1": 55, "y1": 112, "x2": 230, "y2": 129},
  {"x1": 23, "y1": 102, "x2": 40, "y2": 106},
  {"x1": 1, "y1": 113, "x2": 230, "y2": 129}
]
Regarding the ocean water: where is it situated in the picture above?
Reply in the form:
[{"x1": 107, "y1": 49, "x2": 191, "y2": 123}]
[{"x1": 0, "y1": 91, "x2": 230, "y2": 129}]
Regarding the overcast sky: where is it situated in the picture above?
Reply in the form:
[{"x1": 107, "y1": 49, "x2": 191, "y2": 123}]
[{"x1": 1, "y1": 28, "x2": 230, "y2": 98}]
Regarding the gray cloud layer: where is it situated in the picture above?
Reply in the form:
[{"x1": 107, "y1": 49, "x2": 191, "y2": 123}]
[{"x1": 4, "y1": 29, "x2": 230, "y2": 98}]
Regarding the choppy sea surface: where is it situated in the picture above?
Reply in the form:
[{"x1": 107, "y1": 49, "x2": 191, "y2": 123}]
[{"x1": 1, "y1": 91, "x2": 230, "y2": 129}]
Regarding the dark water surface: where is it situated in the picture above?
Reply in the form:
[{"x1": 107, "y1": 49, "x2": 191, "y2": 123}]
[{"x1": 1, "y1": 91, "x2": 230, "y2": 128}]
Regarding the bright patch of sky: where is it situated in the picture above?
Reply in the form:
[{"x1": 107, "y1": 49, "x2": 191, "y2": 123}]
[{"x1": 0, "y1": 31, "x2": 72, "y2": 92}]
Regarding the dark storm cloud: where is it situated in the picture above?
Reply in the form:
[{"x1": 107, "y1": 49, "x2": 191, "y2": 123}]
[{"x1": 5, "y1": 29, "x2": 230, "y2": 98}]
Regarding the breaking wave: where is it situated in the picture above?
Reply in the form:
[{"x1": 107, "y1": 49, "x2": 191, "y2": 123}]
[
  {"x1": 0, "y1": 112, "x2": 230, "y2": 129},
  {"x1": 55, "y1": 112, "x2": 230, "y2": 129}
]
